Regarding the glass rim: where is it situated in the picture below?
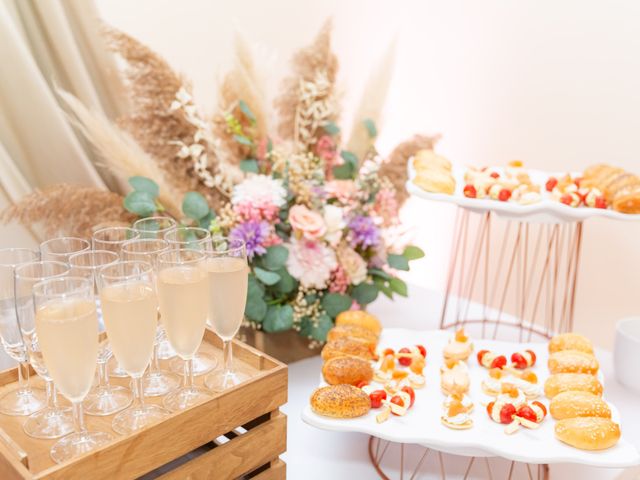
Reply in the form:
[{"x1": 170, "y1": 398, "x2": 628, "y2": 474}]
[
  {"x1": 13, "y1": 260, "x2": 70, "y2": 281},
  {"x1": 98, "y1": 260, "x2": 154, "y2": 281},
  {"x1": 40, "y1": 236, "x2": 90, "y2": 252},
  {"x1": 156, "y1": 247, "x2": 207, "y2": 265},
  {"x1": 121, "y1": 238, "x2": 170, "y2": 254},
  {"x1": 68, "y1": 249, "x2": 119, "y2": 268},
  {"x1": 0, "y1": 247, "x2": 39, "y2": 267},
  {"x1": 133, "y1": 216, "x2": 178, "y2": 229},
  {"x1": 210, "y1": 235, "x2": 246, "y2": 255},
  {"x1": 92, "y1": 226, "x2": 140, "y2": 244},
  {"x1": 32, "y1": 276, "x2": 93, "y2": 299}
]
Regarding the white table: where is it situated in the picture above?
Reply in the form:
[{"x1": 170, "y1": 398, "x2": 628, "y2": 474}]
[{"x1": 281, "y1": 286, "x2": 640, "y2": 479}]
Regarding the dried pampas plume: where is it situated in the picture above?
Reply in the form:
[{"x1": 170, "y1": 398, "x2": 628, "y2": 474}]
[
  {"x1": 381, "y1": 134, "x2": 440, "y2": 205},
  {"x1": 214, "y1": 31, "x2": 269, "y2": 165},
  {"x1": 57, "y1": 89, "x2": 183, "y2": 218},
  {"x1": 274, "y1": 18, "x2": 339, "y2": 149},
  {"x1": 346, "y1": 38, "x2": 397, "y2": 161},
  {"x1": 0, "y1": 185, "x2": 135, "y2": 239}
]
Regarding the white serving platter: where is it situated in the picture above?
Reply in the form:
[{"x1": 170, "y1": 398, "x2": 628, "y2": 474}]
[
  {"x1": 406, "y1": 162, "x2": 640, "y2": 224},
  {"x1": 302, "y1": 329, "x2": 640, "y2": 467}
]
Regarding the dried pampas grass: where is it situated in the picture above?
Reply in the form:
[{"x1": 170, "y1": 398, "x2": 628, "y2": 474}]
[
  {"x1": 0, "y1": 185, "x2": 135, "y2": 239},
  {"x1": 381, "y1": 134, "x2": 440, "y2": 205},
  {"x1": 57, "y1": 89, "x2": 184, "y2": 218},
  {"x1": 274, "y1": 18, "x2": 339, "y2": 148}
]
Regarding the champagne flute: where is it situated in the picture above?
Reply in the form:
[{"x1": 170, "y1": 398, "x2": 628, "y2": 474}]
[
  {"x1": 204, "y1": 237, "x2": 249, "y2": 391},
  {"x1": 0, "y1": 248, "x2": 46, "y2": 415},
  {"x1": 14, "y1": 261, "x2": 74, "y2": 438},
  {"x1": 157, "y1": 249, "x2": 212, "y2": 411},
  {"x1": 98, "y1": 261, "x2": 169, "y2": 434},
  {"x1": 40, "y1": 237, "x2": 90, "y2": 262},
  {"x1": 68, "y1": 250, "x2": 133, "y2": 415},
  {"x1": 165, "y1": 227, "x2": 217, "y2": 377},
  {"x1": 133, "y1": 217, "x2": 178, "y2": 362},
  {"x1": 91, "y1": 226, "x2": 140, "y2": 378},
  {"x1": 121, "y1": 239, "x2": 179, "y2": 396},
  {"x1": 33, "y1": 277, "x2": 113, "y2": 463}
]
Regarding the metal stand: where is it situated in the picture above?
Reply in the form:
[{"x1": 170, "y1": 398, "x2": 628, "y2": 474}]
[{"x1": 368, "y1": 207, "x2": 583, "y2": 479}]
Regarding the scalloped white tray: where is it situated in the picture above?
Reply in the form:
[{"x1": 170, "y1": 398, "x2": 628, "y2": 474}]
[
  {"x1": 406, "y1": 163, "x2": 640, "y2": 224},
  {"x1": 302, "y1": 329, "x2": 640, "y2": 467}
]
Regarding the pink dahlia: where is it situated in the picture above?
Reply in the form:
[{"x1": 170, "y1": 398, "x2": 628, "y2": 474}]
[
  {"x1": 285, "y1": 238, "x2": 337, "y2": 289},
  {"x1": 328, "y1": 265, "x2": 350, "y2": 293}
]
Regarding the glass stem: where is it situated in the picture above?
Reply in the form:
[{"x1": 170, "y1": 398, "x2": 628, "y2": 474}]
[
  {"x1": 149, "y1": 344, "x2": 159, "y2": 374},
  {"x1": 17, "y1": 361, "x2": 29, "y2": 392},
  {"x1": 97, "y1": 360, "x2": 109, "y2": 389},
  {"x1": 72, "y1": 401, "x2": 86, "y2": 434},
  {"x1": 132, "y1": 376, "x2": 144, "y2": 408},
  {"x1": 46, "y1": 380, "x2": 59, "y2": 409},
  {"x1": 223, "y1": 340, "x2": 233, "y2": 375},
  {"x1": 183, "y1": 358, "x2": 194, "y2": 388}
]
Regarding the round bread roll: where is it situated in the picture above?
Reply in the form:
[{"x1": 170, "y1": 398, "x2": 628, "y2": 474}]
[
  {"x1": 322, "y1": 356, "x2": 374, "y2": 386},
  {"x1": 335, "y1": 311, "x2": 382, "y2": 335},
  {"x1": 548, "y1": 333, "x2": 593, "y2": 355},
  {"x1": 310, "y1": 384, "x2": 371, "y2": 418},
  {"x1": 326, "y1": 325, "x2": 378, "y2": 348},
  {"x1": 544, "y1": 373, "x2": 603, "y2": 399},
  {"x1": 413, "y1": 171, "x2": 456, "y2": 195},
  {"x1": 550, "y1": 391, "x2": 611, "y2": 420},
  {"x1": 555, "y1": 417, "x2": 620, "y2": 451},
  {"x1": 321, "y1": 337, "x2": 376, "y2": 362},
  {"x1": 548, "y1": 350, "x2": 599, "y2": 375}
]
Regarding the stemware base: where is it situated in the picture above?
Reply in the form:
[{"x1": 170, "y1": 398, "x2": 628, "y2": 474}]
[
  {"x1": 0, "y1": 386, "x2": 46, "y2": 416},
  {"x1": 141, "y1": 370, "x2": 180, "y2": 397},
  {"x1": 169, "y1": 352, "x2": 218, "y2": 377},
  {"x1": 156, "y1": 337, "x2": 177, "y2": 360},
  {"x1": 84, "y1": 385, "x2": 133, "y2": 416},
  {"x1": 23, "y1": 406, "x2": 74, "y2": 439},
  {"x1": 163, "y1": 386, "x2": 212, "y2": 412},
  {"x1": 50, "y1": 430, "x2": 114, "y2": 464},
  {"x1": 107, "y1": 357, "x2": 129, "y2": 378},
  {"x1": 111, "y1": 404, "x2": 170, "y2": 435},
  {"x1": 204, "y1": 370, "x2": 249, "y2": 392}
]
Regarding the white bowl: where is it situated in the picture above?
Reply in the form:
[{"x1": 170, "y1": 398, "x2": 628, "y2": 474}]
[{"x1": 614, "y1": 316, "x2": 640, "y2": 394}]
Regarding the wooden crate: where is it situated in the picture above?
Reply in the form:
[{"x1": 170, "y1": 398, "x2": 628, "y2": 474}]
[{"x1": 0, "y1": 328, "x2": 288, "y2": 479}]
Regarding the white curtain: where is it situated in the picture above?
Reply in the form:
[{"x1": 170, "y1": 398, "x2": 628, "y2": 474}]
[{"x1": 0, "y1": 0, "x2": 125, "y2": 246}]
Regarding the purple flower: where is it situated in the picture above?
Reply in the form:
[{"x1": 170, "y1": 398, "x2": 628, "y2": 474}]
[
  {"x1": 229, "y1": 220, "x2": 270, "y2": 259},
  {"x1": 347, "y1": 215, "x2": 379, "y2": 249}
]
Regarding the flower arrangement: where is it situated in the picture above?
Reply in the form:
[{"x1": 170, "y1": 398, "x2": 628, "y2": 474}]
[{"x1": 2, "y1": 20, "x2": 433, "y2": 343}]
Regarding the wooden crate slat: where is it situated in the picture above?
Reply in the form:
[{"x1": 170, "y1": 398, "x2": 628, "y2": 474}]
[
  {"x1": 155, "y1": 412, "x2": 286, "y2": 480},
  {"x1": 249, "y1": 459, "x2": 286, "y2": 480},
  {"x1": 0, "y1": 441, "x2": 32, "y2": 480}
]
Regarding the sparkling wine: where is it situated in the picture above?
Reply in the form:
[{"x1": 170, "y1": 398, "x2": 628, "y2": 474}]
[
  {"x1": 205, "y1": 257, "x2": 248, "y2": 340},
  {"x1": 157, "y1": 265, "x2": 208, "y2": 359},
  {"x1": 100, "y1": 282, "x2": 157, "y2": 377},
  {"x1": 35, "y1": 299, "x2": 98, "y2": 403}
]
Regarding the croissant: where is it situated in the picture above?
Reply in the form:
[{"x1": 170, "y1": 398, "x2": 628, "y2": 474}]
[{"x1": 582, "y1": 164, "x2": 640, "y2": 213}]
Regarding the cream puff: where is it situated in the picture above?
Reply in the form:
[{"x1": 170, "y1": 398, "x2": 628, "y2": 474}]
[{"x1": 443, "y1": 329, "x2": 474, "y2": 362}]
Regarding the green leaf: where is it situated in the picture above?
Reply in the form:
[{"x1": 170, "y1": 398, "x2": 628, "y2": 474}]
[
  {"x1": 238, "y1": 100, "x2": 256, "y2": 124},
  {"x1": 368, "y1": 268, "x2": 392, "y2": 280},
  {"x1": 128, "y1": 176, "x2": 159, "y2": 198},
  {"x1": 332, "y1": 162, "x2": 355, "y2": 180},
  {"x1": 274, "y1": 268, "x2": 297, "y2": 294},
  {"x1": 387, "y1": 253, "x2": 410, "y2": 271},
  {"x1": 233, "y1": 134, "x2": 253, "y2": 146},
  {"x1": 263, "y1": 305, "x2": 294, "y2": 332},
  {"x1": 248, "y1": 274, "x2": 265, "y2": 297},
  {"x1": 254, "y1": 267, "x2": 281, "y2": 286},
  {"x1": 363, "y1": 118, "x2": 378, "y2": 138},
  {"x1": 311, "y1": 313, "x2": 333, "y2": 342},
  {"x1": 340, "y1": 150, "x2": 359, "y2": 167},
  {"x1": 198, "y1": 211, "x2": 216, "y2": 230},
  {"x1": 123, "y1": 191, "x2": 157, "y2": 217},
  {"x1": 403, "y1": 245, "x2": 425, "y2": 261},
  {"x1": 373, "y1": 277, "x2": 394, "y2": 299},
  {"x1": 245, "y1": 296, "x2": 267, "y2": 322},
  {"x1": 299, "y1": 316, "x2": 313, "y2": 337},
  {"x1": 240, "y1": 158, "x2": 259, "y2": 173},
  {"x1": 321, "y1": 293, "x2": 352, "y2": 318},
  {"x1": 323, "y1": 121, "x2": 340, "y2": 135},
  {"x1": 182, "y1": 192, "x2": 210, "y2": 220},
  {"x1": 351, "y1": 282, "x2": 379, "y2": 306},
  {"x1": 262, "y1": 245, "x2": 289, "y2": 271},
  {"x1": 389, "y1": 277, "x2": 408, "y2": 297}
]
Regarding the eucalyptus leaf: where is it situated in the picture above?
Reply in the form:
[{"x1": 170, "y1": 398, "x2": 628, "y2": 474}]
[
  {"x1": 363, "y1": 118, "x2": 378, "y2": 138},
  {"x1": 274, "y1": 268, "x2": 296, "y2": 294},
  {"x1": 389, "y1": 277, "x2": 408, "y2": 297},
  {"x1": 263, "y1": 305, "x2": 294, "y2": 332},
  {"x1": 198, "y1": 211, "x2": 215, "y2": 230},
  {"x1": 321, "y1": 293, "x2": 352, "y2": 318},
  {"x1": 387, "y1": 253, "x2": 410, "y2": 271},
  {"x1": 244, "y1": 296, "x2": 267, "y2": 322},
  {"x1": 262, "y1": 245, "x2": 289, "y2": 271},
  {"x1": 233, "y1": 134, "x2": 253, "y2": 146},
  {"x1": 403, "y1": 245, "x2": 425, "y2": 261},
  {"x1": 238, "y1": 100, "x2": 256, "y2": 123},
  {"x1": 351, "y1": 282, "x2": 379, "y2": 306},
  {"x1": 373, "y1": 277, "x2": 394, "y2": 299},
  {"x1": 129, "y1": 176, "x2": 159, "y2": 198},
  {"x1": 340, "y1": 150, "x2": 359, "y2": 168},
  {"x1": 368, "y1": 268, "x2": 392, "y2": 280},
  {"x1": 323, "y1": 121, "x2": 340, "y2": 135},
  {"x1": 182, "y1": 192, "x2": 210, "y2": 220},
  {"x1": 332, "y1": 162, "x2": 355, "y2": 180},
  {"x1": 311, "y1": 313, "x2": 333, "y2": 342},
  {"x1": 254, "y1": 267, "x2": 281, "y2": 286},
  {"x1": 248, "y1": 274, "x2": 265, "y2": 297},
  {"x1": 240, "y1": 158, "x2": 259, "y2": 173},
  {"x1": 123, "y1": 191, "x2": 156, "y2": 217}
]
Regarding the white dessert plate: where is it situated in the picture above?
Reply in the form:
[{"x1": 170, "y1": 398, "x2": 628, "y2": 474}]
[
  {"x1": 302, "y1": 329, "x2": 640, "y2": 467},
  {"x1": 406, "y1": 163, "x2": 640, "y2": 224}
]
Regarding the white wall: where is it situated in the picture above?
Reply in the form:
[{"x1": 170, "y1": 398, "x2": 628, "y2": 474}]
[{"x1": 92, "y1": 0, "x2": 640, "y2": 346}]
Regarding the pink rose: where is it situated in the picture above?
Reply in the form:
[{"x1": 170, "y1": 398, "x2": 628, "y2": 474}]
[
  {"x1": 325, "y1": 180, "x2": 357, "y2": 204},
  {"x1": 316, "y1": 135, "x2": 337, "y2": 162},
  {"x1": 288, "y1": 205, "x2": 327, "y2": 240}
]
